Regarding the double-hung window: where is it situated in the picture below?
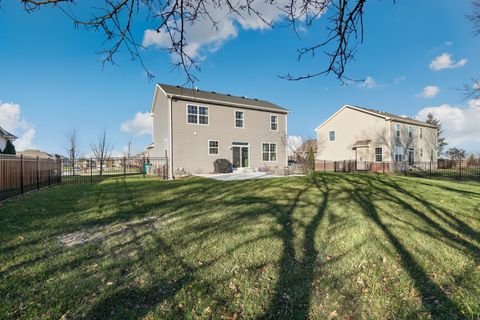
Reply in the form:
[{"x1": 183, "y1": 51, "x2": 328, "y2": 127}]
[
  {"x1": 208, "y1": 140, "x2": 219, "y2": 155},
  {"x1": 394, "y1": 146, "x2": 404, "y2": 162},
  {"x1": 262, "y1": 143, "x2": 277, "y2": 162},
  {"x1": 375, "y1": 147, "x2": 383, "y2": 162},
  {"x1": 329, "y1": 131, "x2": 336, "y2": 141},
  {"x1": 235, "y1": 111, "x2": 244, "y2": 128},
  {"x1": 270, "y1": 115, "x2": 278, "y2": 131},
  {"x1": 187, "y1": 105, "x2": 209, "y2": 125},
  {"x1": 395, "y1": 124, "x2": 401, "y2": 138},
  {"x1": 408, "y1": 126, "x2": 413, "y2": 138},
  {"x1": 420, "y1": 128, "x2": 423, "y2": 139}
]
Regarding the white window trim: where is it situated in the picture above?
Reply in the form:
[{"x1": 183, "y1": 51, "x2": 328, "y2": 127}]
[
  {"x1": 374, "y1": 147, "x2": 383, "y2": 162},
  {"x1": 270, "y1": 115, "x2": 279, "y2": 131},
  {"x1": 261, "y1": 142, "x2": 278, "y2": 162},
  {"x1": 329, "y1": 130, "x2": 336, "y2": 142},
  {"x1": 186, "y1": 104, "x2": 209, "y2": 126},
  {"x1": 234, "y1": 110, "x2": 244, "y2": 129},
  {"x1": 395, "y1": 124, "x2": 401, "y2": 137},
  {"x1": 208, "y1": 140, "x2": 219, "y2": 155},
  {"x1": 408, "y1": 126, "x2": 413, "y2": 138},
  {"x1": 394, "y1": 146, "x2": 404, "y2": 162}
]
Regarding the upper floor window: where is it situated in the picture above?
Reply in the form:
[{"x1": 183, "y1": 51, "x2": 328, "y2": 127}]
[
  {"x1": 262, "y1": 143, "x2": 277, "y2": 161},
  {"x1": 395, "y1": 124, "x2": 401, "y2": 137},
  {"x1": 375, "y1": 147, "x2": 383, "y2": 162},
  {"x1": 394, "y1": 146, "x2": 404, "y2": 162},
  {"x1": 208, "y1": 140, "x2": 219, "y2": 155},
  {"x1": 329, "y1": 131, "x2": 336, "y2": 141},
  {"x1": 270, "y1": 115, "x2": 278, "y2": 131},
  {"x1": 408, "y1": 126, "x2": 413, "y2": 138},
  {"x1": 430, "y1": 149, "x2": 434, "y2": 162},
  {"x1": 187, "y1": 105, "x2": 208, "y2": 125},
  {"x1": 235, "y1": 111, "x2": 244, "y2": 128},
  {"x1": 420, "y1": 148, "x2": 423, "y2": 158},
  {"x1": 420, "y1": 128, "x2": 423, "y2": 139}
]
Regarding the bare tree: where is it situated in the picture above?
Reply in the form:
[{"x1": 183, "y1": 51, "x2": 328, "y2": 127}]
[
  {"x1": 91, "y1": 129, "x2": 114, "y2": 176},
  {"x1": 63, "y1": 129, "x2": 81, "y2": 175},
  {"x1": 17, "y1": 0, "x2": 372, "y2": 83}
]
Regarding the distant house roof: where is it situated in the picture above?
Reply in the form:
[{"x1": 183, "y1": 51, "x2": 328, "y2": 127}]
[
  {"x1": 315, "y1": 104, "x2": 438, "y2": 131},
  {"x1": 154, "y1": 83, "x2": 289, "y2": 114},
  {"x1": 0, "y1": 126, "x2": 17, "y2": 141},
  {"x1": 17, "y1": 150, "x2": 55, "y2": 159}
]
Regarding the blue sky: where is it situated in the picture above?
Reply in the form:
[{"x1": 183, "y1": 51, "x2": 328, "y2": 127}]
[{"x1": 1, "y1": 0, "x2": 479, "y2": 156}]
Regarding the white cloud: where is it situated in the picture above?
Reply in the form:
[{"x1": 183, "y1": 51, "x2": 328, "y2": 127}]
[
  {"x1": 429, "y1": 53, "x2": 467, "y2": 71},
  {"x1": 473, "y1": 81, "x2": 480, "y2": 90},
  {"x1": 0, "y1": 101, "x2": 36, "y2": 151},
  {"x1": 287, "y1": 135, "x2": 304, "y2": 156},
  {"x1": 15, "y1": 128, "x2": 37, "y2": 151},
  {"x1": 120, "y1": 112, "x2": 152, "y2": 136},
  {"x1": 142, "y1": 1, "x2": 314, "y2": 60},
  {"x1": 418, "y1": 85, "x2": 440, "y2": 99},
  {"x1": 416, "y1": 99, "x2": 480, "y2": 150},
  {"x1": 445, "y1": 41, "x2": 453, "y2": 46},
  {"x1": 360, "y1": 76, "x2": 378, "y2": 89}
]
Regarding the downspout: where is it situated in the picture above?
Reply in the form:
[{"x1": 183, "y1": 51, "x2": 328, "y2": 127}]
[
  {"x1": 388, "y1": 119, "x2": 392, "y2": 162},
  {"x1": 169, "y1": 97, "x2": 174, "y2": 179},
  {"x1": 285, "y1": 112, "x2": 288, "y2": 167}
]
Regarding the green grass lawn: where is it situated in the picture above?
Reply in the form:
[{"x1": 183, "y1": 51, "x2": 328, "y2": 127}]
[{"x1": 1, "y1": 173, "x2": 479, "y2": 319}]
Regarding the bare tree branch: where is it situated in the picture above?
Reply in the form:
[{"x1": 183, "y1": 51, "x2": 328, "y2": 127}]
[
  {"x1": 91, "y1": 129, "x2": 114, "y2": 176},
  {"x1": 18, "y1": 0, "x2": 376, "y2": 83}
]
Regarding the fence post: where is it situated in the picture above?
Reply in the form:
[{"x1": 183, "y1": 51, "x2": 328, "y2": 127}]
[
  {"x1": 382, "y1": 161, "x2": 385, "y2": 174},
  {"x1": 459, "y1": 160, "x2": 462, "y2": 181},
  {"x1": 36, "y1": 156, "x2": 40, "y2": 190},
  {"x1": 143, "y1": 155, "x2": 146, "y2": 178},
  {"x1": 324, "y1": 160, "x2": 326, "y2": 172},
  {"x1": 429, "y1": 162, "x2": 432, "y2": 180},
  {"x1": 20, "y1": 155, "x2": 24, "y2": 194},
  {"x1": 90, "y1": 158, "x2": 93, "y2": 183},
  {"x1": 404, "y1": 162, "x2": 407, "y2": 176},
  {"x1": 123, "y1": 156, "x2": 127, "y2": 179},
  {"x1": 48, "y1": 158, "x2": 52, "y2": 186}
]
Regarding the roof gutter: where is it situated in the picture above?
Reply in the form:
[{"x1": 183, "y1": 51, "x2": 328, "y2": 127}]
[{"x1": 166, "y1": 94, "x2": 289, "y2": 114}]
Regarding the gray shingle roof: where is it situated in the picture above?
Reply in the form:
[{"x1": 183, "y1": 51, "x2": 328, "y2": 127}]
[
  {"x1": 158, "y1": 83, "x2": 288, "y2": 113},
  {"x1": 351, "y1": 106, "x2": 437, "y2": 128},
  {"x1": 0, "y1": 126, "x2": 17, "y2": 140}
]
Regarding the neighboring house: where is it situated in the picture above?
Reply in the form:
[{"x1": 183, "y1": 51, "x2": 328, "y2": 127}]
[
  {"x1": 150, "y1": 83, "x2": 288, "y2": 177},
  {"x1": 0, "y1": 126, "x2": 17, "y2": 153},
  {"x1": 17, "y1": 149, "x2": 57, "y2": 159},
  {"x1": 315, "y1": 105, "x2": 438, "y2": 164}
]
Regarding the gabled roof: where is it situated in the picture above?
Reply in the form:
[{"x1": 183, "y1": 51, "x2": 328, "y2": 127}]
[
  {"x1": 153, "y1": 83, "x2": 289, "y2": 114},
  {"x1": 315, "y1": 104, "x2": 438, "y2": 131},
  {"x1": 0, "y1": 126, "x2": 17, "y2": 141}
]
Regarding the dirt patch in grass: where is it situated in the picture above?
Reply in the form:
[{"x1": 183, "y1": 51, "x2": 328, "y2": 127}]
[{"x1": 56, "y1": 215, "x2": 173, "y2": 247}]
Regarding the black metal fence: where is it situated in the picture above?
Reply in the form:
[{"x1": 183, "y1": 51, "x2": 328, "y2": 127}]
[
  {"x1": 0, "y1": 154, "x2": 62, "y2": 201},
  {"x1": 61, "y1": 157, "x2": 168, "y2": 183},
  {"x1": 315, "y1": 160, "x2": 480, "y2": 183},
  {"x1": 0, "y1": 156, "x2": 168, "y2": 201}
]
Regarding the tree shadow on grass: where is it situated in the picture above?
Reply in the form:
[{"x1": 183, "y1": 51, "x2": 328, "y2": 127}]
[{"x1": 341, "y1": 174, "x2": 471, "y2": 319}]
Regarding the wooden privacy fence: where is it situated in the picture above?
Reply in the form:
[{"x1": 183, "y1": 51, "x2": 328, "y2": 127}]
[{"x1": 0, "y1": 155, "x2": 62, "y2": 201}]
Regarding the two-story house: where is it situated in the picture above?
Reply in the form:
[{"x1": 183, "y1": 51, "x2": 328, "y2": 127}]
[
  {"x1": 149, "y1": 84, "x2": 288, "y2": 177},
  {"x1": 315, "y1": 105, "x2": 438, "y2": 165}
]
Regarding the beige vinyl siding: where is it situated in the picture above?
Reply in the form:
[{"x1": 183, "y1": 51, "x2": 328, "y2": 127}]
[
  {"x1": 151, "y1": 90, "x2": 170, "y2": 158},
  {"x1": 389, "y1": 121, "x2": 437, "y2": 162},
  {"x1": 316, "y1": 107, "x2": 391, "y2": 161},
  {"x1": 170, "y1": 98, "x2": 287, "y2": 174}
]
